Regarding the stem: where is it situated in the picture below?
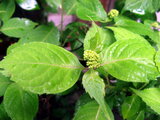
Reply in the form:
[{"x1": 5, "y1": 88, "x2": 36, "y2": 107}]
[
  {"x1": 139, "y1": 83, "x2": 148, "y2": 90},
  {"x1": 60, "y1": 0, "x2": 64, "y2": 34},
  {"x1": 106, "y1": 76, "x2": 110, "y2": 85},
  {"x1": 105, "y1": 84, "x2": 115, "y2": 89}
]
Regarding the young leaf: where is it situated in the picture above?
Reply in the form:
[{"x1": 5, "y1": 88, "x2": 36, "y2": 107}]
[
  {"x1": 76, "y1": 0, "x2": 107, "y2": 21},
  {"x1": 132, "y1": 88, "x2": 160, "y2": 114},
  {"x1": 82, "y1": 69, "x2": 114, "y2": 120},
  {"x1": 114, "y1": 17, "x2": 158, "y2": 43},
  {"x1": 0, "y1": 0, "x2": 15, "y2": 22},
  {"x1": 73, "y1": 101, "x2": 107, "y2": 120},
  {"x1": 19, "y1": 24, "x2": 60, "y2": 45},
  {"x1": 1, "y1": 18, "x2": 37, "y2": 38},
  {"x1": 121, "y1": 95, "x2": 141, "y2": 119},
  {"x1": 101, "y1": 39, "x2": 159, "y2": 82},
  {"x1": 0, "y1": 42, "x2": 83, "y2": 94},
  {"x1": 4, "y1": 83, "x2": 38, "y2": 120},
  {"x1": 0, "y1": 73, "x2": 11, "y2": 96},
  {"x1": 16, "y1": 0, "x2": 40, "y2": 11},
  {"x1": 0, "y1": 103, "x2": 10, "y2": 120},
  {"x1": 84, "y1": 23, "x2": 115, "y2": 53}
]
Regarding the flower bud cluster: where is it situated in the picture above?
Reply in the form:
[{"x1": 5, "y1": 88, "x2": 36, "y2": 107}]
[
  {"x1": 108, "y1": 9, "x2": 119, "y2": 19},
  {"x1": 83, "y1": 50, "x2": 100, "y2": 69}
]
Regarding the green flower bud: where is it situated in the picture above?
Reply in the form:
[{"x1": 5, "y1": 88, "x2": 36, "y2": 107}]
[
  {"x1": 151, "y1": 22, "x2": 159, "y2": 28},
  {"x1": 108, "y1": 9, "x2": 119, "y2": 19},
  {"x1": 83, "y1": 50, "x2": 100, "y2": 69}
]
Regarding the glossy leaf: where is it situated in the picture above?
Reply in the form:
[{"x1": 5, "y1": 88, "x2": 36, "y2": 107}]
[
  {"x1": 128, "y1": 110, "x2": 145, "y2": 120},
  {"x1": 1, "y1": 18, "x2": 37, "y2": 38},
  {"x1": 101, "y1": 39, "x2": 159, "y2": 82},
  {"x1": 114, "y1": 17, "x2": 158, "y2": 43},
  {"x1": 132, "y1": 88, "x2": 160, "y2": 114},
  {"x1": 4, "y1": 83, "x2": 38, "y2": 120},
  {"x1": 76, "y1": 0, "x2": 107, "y2": 21},
  {"x1": 82, "y1": 69, "x2": 114, "y2": 120},
  {"x1": 0, "y1": 0, "x2": 15, "y2": 22},
  {"x1": 16, "y1": 0, "x2": 40, "y2": 11},
  {"x1": 0, "y1": 42, "x2": 83, "y2": 94},
  {"x1": 0, "y1": 73, "x2": 11, "y2": 96},
  {"x1": 19, "y1": 24, "x2": 60, "y2": 45},
  {"x1": 0, "y1": 103, "x2": 10, "y2": 120},
  {"x1": 108, "y1": 27, "x2": 145, "y2": 42},
  {"x1": 124, "y1": 0, "x2": 155, "y2": 14},
  {"x1": 84, "y1": 23, "x2": 115, "y2": 53},
  {"x1": 73, "y1": 101, "x2": 107, "y2": 120},
  {"x1": 121, "y1": 95, "x2": 141, "y2": 119}
]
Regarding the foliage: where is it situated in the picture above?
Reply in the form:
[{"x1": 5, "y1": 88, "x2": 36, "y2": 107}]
[{"x1": 0, "y1": 0, "x2": 160, "y2": 119}]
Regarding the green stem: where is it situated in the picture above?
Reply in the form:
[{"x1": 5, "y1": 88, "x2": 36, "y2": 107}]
[
  {"x1": 139, "y1": 83, "x2": 148, "y2": 90},
  {"x1": 60, "y1": 0, "x2": 64, "y2": 33}
]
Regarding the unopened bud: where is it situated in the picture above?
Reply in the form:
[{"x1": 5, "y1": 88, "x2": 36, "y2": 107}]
[
  {"x1": 84, "y1": 50, "x2": 100, "y2": 69},
  {"x1": 108, "y1": 9, "x2": 119, "y2": 19}
]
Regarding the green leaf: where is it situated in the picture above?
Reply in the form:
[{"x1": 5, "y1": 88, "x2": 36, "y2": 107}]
[
  {"x1": 155, "y1": 50, "x2": 160, "y2": 72},
  {"x1": 19, "y1": 24, "x2": 60, "y2": 45},
  {"x1": 0, "y1": 0, "x2": 15, "y2": 22},
  {"x1": 82, "y1": 69, "x2": 114, "y2": 120},
  {"x1": 76, "y1": 0, "x2": 107, "y2": 21},
  {"x1": 75, "y1": 93, "x2": 93, "y2": 111},
  {"x1": 46, "y1": 0, "x2": 77, "y2": 14},
  {"x1": 16, "y1": 0, "x2": 40, "y2": 11},
  {"x1": 152, "y1": 0, "x2": 160, "y2": 12},
  {"x1": 124, "y1": 0, "x2": 155, "y2": 14},
  {"x1": 128, "y1": 110, "x2": 145, "y2": 120},
  {"x1": 63, "y1": 0, "x2": 77, "y2": 14},
  {"x1": 131, "y1": 88, "x2": 160, "y2": 114},
  {"x1": 46, "y1": 0, "x2": 61, "y2": 12},
  {"x1": 0, "y1": 42, "x2": 83, "y2": 94},
  {"x1": 84, "y1": 23, "x2": 115, "y2": 53},
  {"x1": 0, "y1": 103, "x2": 10, "y2": 120},
  {"x1": 114, "y1": 16, "x2": 158, "y2": 43},
  {"x1": 1, "y1": 18, "x2": 37, "y2": 38},
  {"x1": 73, "y1": 101, "x2": 107, "y2": 120},
  {"x1": 0, "y1": 73, "x2": 11, "y2": 96},
  {"x1": 4, "y1": 83, "x2": 38, "y2": 120},
  {"x1": 121, "y1": 95, "x2": 141, "y2": 119},
  {"x1": 101, "y1": 39, "x2": 159, "y2": 82},
  {"x1": 108, "y1": 27, "x2": 145, "y2": 42},
  {"x1": 7, "y1": 43, "x2": 21, "y2": 55}
]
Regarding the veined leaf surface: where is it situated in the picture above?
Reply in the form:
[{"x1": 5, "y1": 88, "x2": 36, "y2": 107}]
[
  {"x1": 0, "y1": 42, "x2": 83, "y2": 94},
  {"x1": 76, "y1": 0, "x2": 107, "y2": 21},
  {"x1": 1, "y1": 18, "x2": 37, "y2": 38},
  {"x1": 132, "y1": 88, "x2": 160, "y2": 114},
  {"x1": 73, "y1": 101, "x2": 107, "y2": 120},
  {"x1": 4, "y1": 83, "x2": 38, "y2": 120},
  {"x1": 82, "y1": 69, "x2": 114, "y2": 120},
  {"x1": 101, "y1": 39, "x2": 159, "y2": 82}
]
